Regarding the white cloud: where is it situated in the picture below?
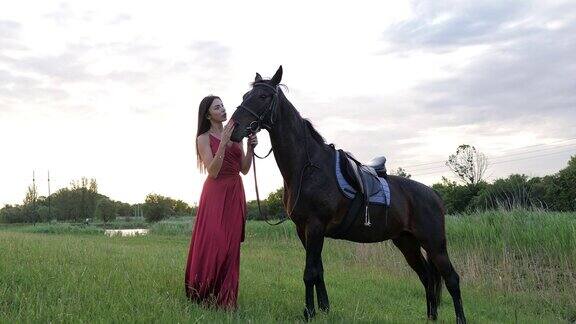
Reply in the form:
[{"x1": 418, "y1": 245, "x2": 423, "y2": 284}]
[{"x1": 1, "y1": 0, "x2": 575, "y2": 207}]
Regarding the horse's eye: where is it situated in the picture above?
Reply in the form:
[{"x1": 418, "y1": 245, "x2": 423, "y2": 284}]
[{"x1": 259, "y1": 94, "x2": 267, "y2": 99}]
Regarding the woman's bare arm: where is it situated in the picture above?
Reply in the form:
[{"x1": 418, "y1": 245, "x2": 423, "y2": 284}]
[
  {"x1": 199, "y1": 122, "x2": 236, "y2": 178},
  {"x1": 198, "y1": 134, "x2": 226, "y2": 179}
]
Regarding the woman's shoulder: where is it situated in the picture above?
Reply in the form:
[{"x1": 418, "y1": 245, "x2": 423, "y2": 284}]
[
  {"x1": 197, "y1": 133, "x2": 212, "y2": 147},
  {"x1": 197, "y1": 132, "x2": 210, "y2": 141}
]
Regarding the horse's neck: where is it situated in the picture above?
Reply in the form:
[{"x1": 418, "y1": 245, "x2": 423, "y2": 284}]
[{"x1": 268, "y1": 98, "x2": 314, "y2": 188}]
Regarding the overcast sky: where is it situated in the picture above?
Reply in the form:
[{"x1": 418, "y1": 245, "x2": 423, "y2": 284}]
[{"x1": 1, "y1": 0, "x2": 575, "y2": 207}]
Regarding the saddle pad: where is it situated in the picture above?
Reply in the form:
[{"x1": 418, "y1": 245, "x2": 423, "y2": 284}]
[{"x1": 335, "y1": 150, "x2": 391, "y2": 206}]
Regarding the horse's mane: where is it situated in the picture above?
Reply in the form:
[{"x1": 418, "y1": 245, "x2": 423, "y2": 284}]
[
  {"x1": 303, "y1": 118, "x2": 327, "y2": 145},
  {"x1": 249, "y1": 80, "x2": 325, "y2": 145}
]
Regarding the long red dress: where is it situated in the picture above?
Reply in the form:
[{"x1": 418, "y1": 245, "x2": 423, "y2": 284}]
[{"x1": 185, "y1": 133, "x2": 247, "y2": 309}]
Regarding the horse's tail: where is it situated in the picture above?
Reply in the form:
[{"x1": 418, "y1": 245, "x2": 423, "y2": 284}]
[
  {"x1": 424, "y1": 249, "x2": 444, "y2": 306},
  {"x1": 431, "y1": 259, "x2": 444, "y2": 306},
  {"x1": 426, "y1": 188, "x2": 445, "y2": 305}
]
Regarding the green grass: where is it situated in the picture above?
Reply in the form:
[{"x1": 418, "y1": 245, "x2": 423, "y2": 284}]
[
  {"x1": 1, "y1": 211, "x2": 575, "y2": 323},
  {"x1": 1, "y1": 223, "x2": 104, "y2": 235}
]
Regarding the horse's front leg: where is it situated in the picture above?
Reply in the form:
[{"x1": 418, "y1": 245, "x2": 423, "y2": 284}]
[
  {"x1": 302, "y1": 218, "x2": 326, "y2": 320},
  {"x1": 316, "y1": 256, "x2": 329, "y2": 313}
]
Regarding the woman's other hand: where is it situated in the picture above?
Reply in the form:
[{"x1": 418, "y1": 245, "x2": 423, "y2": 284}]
[{"x1": 248, "y1": 133, "x2": 258, "y2": 148}]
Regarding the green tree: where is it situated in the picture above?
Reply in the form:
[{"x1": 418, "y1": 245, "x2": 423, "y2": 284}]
[
  {"x1": 142, "y1": 194, "x2": 172, "y2": 222},
  {"x1": 36, "y1": 205, "x2": 53, "y2": 222},
  {"x1": 172, "y1": 199, "x2": 192, "y2": 216},
  {"x1": 113, "y1": 201, "x2": 132, "y2": 217},
  {"x1": 70, "y1": 177, "x2": 99, "y2": 221},
  {"x1": 446, "y1": 144, "x2": 488, "y2": 185},
  {"x1": 432, "y1": 177, "x2": 485, "y2": 214},
  {"x1": 246, "y1": 200, "x2": 261, "y2": 220},
  {"x1": 50, "y1": 188, "x2": 75, "y2": 221},
  {"x1": 553, "y1": 155, "x2": 576, "y2": 211},
  {"x1": 266, "y1": 188, "x2": 286, "y2": 219},
  {"x1": 22, "y1": 183, "x2": 39, "y2": 224},
  {"x1": 49, "y1": 178, "x2": 102, "y2": 222},
  {"x1": 394, "y1": 167, "x2": 411, "y2": 178},
  {"x1": 23, "y1": 183, "x2": 38, "y2": 206},
  {"x1": 0, "y1": 205, "x2": 25, "y2": 223},
  {"x1": 246, "y1": 188, "x2": 287, "y2": 221},
  {"x1": 94, "y1": 198, "x2": 117, "y2": 224},
  {"x1": 472, "y1": 174, "x2": 543, "y2": 211}
]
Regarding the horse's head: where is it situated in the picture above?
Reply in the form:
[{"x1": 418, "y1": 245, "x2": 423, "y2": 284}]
[{"x1": 230, "y1": 66, "x2": 283, "y2": 142}]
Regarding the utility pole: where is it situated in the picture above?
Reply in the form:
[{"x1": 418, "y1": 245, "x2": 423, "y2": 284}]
[
  {"x1": 32, "y1": 171, "x2": 36, "y2": 226},
  {"x1": 48, "y1": 170, "x2": 51, "y2": 221}
]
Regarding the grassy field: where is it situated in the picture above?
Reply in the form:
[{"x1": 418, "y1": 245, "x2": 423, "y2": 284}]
[{"x1": 1, "y1": 211, "x2": 575, "y2": 323}]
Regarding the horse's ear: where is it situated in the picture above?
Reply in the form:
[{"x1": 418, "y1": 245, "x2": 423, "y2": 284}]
[
  {"x1": 255, "y1": 73, "x2": 262, "y2": 82},
  {"x1": 270, "y1": 65, "x2": 283, "y2": 86}
]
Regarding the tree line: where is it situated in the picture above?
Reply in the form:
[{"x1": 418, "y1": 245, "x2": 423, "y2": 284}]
[
  {"x1": 2, "y1": 146, "x2": 574, "y2": 224},
  {"x1": 431, "y1": 155, "x2": 576, "y2": 214},
  {"x1": 397, "y1": 145, "x2": 576, "y2": 214},
  {"x1": 0, "y1": 177, "x2": 196, "y2": 224},
  {"x1": 256, "y1": 148, "x2": 576, "y2": 218}
]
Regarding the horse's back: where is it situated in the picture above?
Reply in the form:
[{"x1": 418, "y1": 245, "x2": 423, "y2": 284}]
[
  {"x1": 388, "y1": 175, "x2": 443, "y2": 207},
  {"x1": 387, "y1": 175, "x2": 446, "y2": 235}
]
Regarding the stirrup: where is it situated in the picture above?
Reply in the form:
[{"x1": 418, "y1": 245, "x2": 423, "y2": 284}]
[{"x1": 364, "y1": 205, "x2": 371, "y2": 227}]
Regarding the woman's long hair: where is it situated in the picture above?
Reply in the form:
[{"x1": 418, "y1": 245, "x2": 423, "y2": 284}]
[{"x1": 196, "y1": 95, "x2": 220, "y2": 173}]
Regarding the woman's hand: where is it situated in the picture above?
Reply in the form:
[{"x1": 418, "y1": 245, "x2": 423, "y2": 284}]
[
  {"x1": 241, "y1": 132, "x2": 257, "y2": 174},
  {"x1": 248, "y1": 133, "x2": 258, "y2": 148},
  {"x1": 220, "y1": 121, "x2": 235, "y2": 147}
]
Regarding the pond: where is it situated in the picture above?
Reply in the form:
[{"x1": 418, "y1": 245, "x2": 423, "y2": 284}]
[{"x1": 104, "y1": 229, "x2": 149, "y2": 237}]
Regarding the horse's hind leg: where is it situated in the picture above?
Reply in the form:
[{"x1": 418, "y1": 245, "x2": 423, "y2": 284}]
[
  {"x1": 393, "y1": 233, "x2": 439, "y2": 320},
  {"x1": 426, "y1": 239, "x2": 466, "y2": 324}
]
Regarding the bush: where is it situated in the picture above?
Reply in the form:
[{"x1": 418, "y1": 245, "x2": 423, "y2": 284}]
[
  {"x1": 432, "y1": 178, "x2": 485, "y2": 214},
  {"x1": 142, "y1": 194, "x2": 172, "y2": 222},
  {"x1": 148, "y1": 219, "x2": 193, "y2": 235},
  {"x1": 36, "y1": 205, "x2": 53, "y2": 223},
  {"x1": 471, "y1": 174, "x2": 545, "y2": 211},
  {"x1": 246, "y1": 188, "x2": 287, "y2": 221},
  {"x1": 432, "y1": 155, "x2": 576, "y2": 214},
  {"x1": 94, "y1": 198, "x2": 117, "y2": 224},
  {"x1": 20, "y1": 223, "x2": 103, "y2": 235},
  {"x1": 0, "y1": 205, "x2": 25, "y2": 223}
]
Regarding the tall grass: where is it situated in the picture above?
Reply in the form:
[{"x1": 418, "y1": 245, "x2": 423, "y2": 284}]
[
  {"x1": 1, "y1": 210, "x2": 574, "y2": 322},
  {"x1": 119, "y1": 209, "x2": 576, "y2": 321},
  {"x1": 346, "y1": 210, "x2": 576, "y2": 321},
  {"x1": 0, "y1": 223, "x2": 104, "y2": 235},
  {"x1": 148, "y1": 217, "x2": 193, "y2": 235}
]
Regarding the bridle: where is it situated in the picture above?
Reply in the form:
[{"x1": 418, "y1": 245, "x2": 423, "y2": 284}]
[
  {"x1": 236, "y1": 82, "x2": 320, "y2": 226},
  {"x1": 238, "y1": 82, "x2": 280, "y2": 134}
]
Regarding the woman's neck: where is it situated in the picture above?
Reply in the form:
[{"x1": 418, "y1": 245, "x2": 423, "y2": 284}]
[{"x1": 209, "y1": 122, "x2": 223, "y2": 134}]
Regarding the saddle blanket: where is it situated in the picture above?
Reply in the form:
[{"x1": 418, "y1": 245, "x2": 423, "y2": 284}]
[{"x1": 335, "y1": 150, "x2": 391, "y2": 206}]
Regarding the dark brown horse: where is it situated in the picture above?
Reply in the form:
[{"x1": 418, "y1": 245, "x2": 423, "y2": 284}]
[{"x1": 230, "y1": 66, "x2": 466, "y2": 324}]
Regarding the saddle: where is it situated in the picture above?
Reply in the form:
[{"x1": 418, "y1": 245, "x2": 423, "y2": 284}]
[
  {"x1": 342, "y1": 151, "x2": 387, "y2": 185},
  {"x1": 335, "y1": 149, "x2": 390, "y2": 228}
]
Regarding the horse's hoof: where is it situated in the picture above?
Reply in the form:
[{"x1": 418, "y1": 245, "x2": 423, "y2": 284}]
[
  {"x1": 427, "y1": 314, "x2": 438, "y2": 321},
  {"x1": 319, "y1": 303, "x2": 330, "y2": 313},
  {"x1": 303, "y1": 308, "x2": 316, "y2": 321}
]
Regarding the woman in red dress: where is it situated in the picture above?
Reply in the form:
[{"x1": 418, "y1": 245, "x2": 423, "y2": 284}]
[{"x1": 185, "y1": 95, "x2": 257, "y2": 310}]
